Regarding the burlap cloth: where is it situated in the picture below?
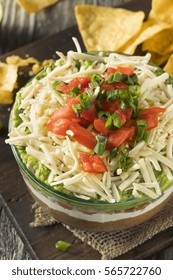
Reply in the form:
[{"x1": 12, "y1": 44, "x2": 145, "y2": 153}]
[{"x1": 30, "y1": 202, "x2": 173, "y2": 259}]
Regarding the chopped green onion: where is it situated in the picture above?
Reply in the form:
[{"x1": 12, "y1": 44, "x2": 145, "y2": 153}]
[
  {"x1": 165, "y1": 75, "x2": 173, "y2": 86},
  {"x1": 107, "y1": 89, "x2": 127, "y2": 102},
  {"x1": 91, "y1": 73, "x2": 104, "y2": 85},
  {"x1": 78, "y1": 92, "x2": 92, "y2": 110},
  {"x1": 55, "y1": 240, "x2": 71, "y2": 251},
  {"x1": 84, "y1": 60, "x2": 92, "y2": 69},
  {"x1": 135, "y1": 120, "x2": 148, "y2": 143},
  {"x1": 69, "y1": 86, "x2": 81, "y2": 97},
  {"x1": 109, "y1": 147, "x2": 118, "y2": 161},
  {"x1": 72, "y1": 104, "x2": 82, "y2": 118},
  {"x1": 117, "y1": 149, "x2": 132, "y2": 172},
  {"x1": 120, "y1": 100, "x2": 126, "y2": 111},
  {"x1": 75, "y1": 60, "x2": 81, "y2": 70},
  {"x1": 137, "y1": 119, "x2": 147, "y2": 127},
  {"x1": 89, "y1": 81, "x2": 99, "y2": 89},
  {"x1": 52, "y1": 81, "x2": 61, "y2": 90},
  {"x1": 98, "y1": 110, "x2": 110, "y2": 120},
  {"x1": 122, "y1": 73, "x2": 138, "y2": 85},
  {"x1": 107, "y1": 90, "x2": 118, "y2": 102},
  {"x1": 97, "y1": 89, "x2": 107, "y2": 102},
  {"x1": 106, "y1": 112, "x2": 122, "y2": 129},
  {"x1": 94, "y1": 135, "x2": 108, "y2": 155},
  {"x1": 58, "y1": 59, "x2": 65, "y2": 66},
  {"x1": 107, "y1": 72, "x2": 122, "y2": 84},
  {"x1": 128, "y1": 85, "x2": 141, "y2": 97}
]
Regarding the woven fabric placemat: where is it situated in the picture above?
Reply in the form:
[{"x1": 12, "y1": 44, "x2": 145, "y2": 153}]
[{"x1": 30, "y1": 202, "x2": 173, "y2": 260}]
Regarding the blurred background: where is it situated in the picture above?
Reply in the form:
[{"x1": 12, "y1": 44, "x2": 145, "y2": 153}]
[{"x1": 0, "y1": 0, "x2": 135, "y2": 55}]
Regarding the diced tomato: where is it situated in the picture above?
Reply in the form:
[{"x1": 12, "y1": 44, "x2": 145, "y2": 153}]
[
  {"x1": 123, "y1": 107, "x2": 133, "y2": 122},
  {"x1": 138, "y1": 107, "x2": 166, "y2": 130},
  {"x1": 125, "y1": 120, "x2": 137, "y2": 142},
  {"x1": 66, "y1": 96, "x2": 97, "y2": 126},
  {"x1": 104, "y1": 67, "x2": 134, "y2": 78},
  {"x1": 47, "y1": 118, "x2": 96, "y2": 149},
  {"x1": 101, "y1": 100, "x2": 128, "y2": 126},
  {"x1": 69, "y1": 77, "x2": 91, "y2": 88},
  {"x1": 107, "y1": 127, "x2": 132, "y2": 149},
  {"x1": 117, "y1": 66, "x2": 134, "y2": 76},
  {"x1": 56, "y1": 82, "x2": 72, "y2": 94},
  {"x1": 138, "y1": 114, "x2": 159, "y2": 131},
  {"x1": 80, "y1": 153, "x2": 108, "y2": 173},
  {"x1": 101, "y1": 81, "x2": 128, "y2": 91},
  {"x1": 56, "y1": 77, "x2": 91, "y2": 94},
  {"x1": 102, "y1": 99, "x2": 121, "y2": 112},
  {"x1": 140, "y1": 107, "x2": 166, "y2": 116},
  {"x1": 47, "y1": 118, "x2": 72, "y2": 136},
  {"x1": 66, "y1": 96, "x2": 79, "y2": 106},
  {"x1": 93, "y1": 119, "x2": 109, "y2": 135},
  {"x1": 80, "y1": 104, "x2": 97, "y2": 126},
  {"x1": 69, "y1": 122, "x2": 96, "y2": 149},
  {"x1": 47, "y1": 105, "x2": 78, "y2": 123}
]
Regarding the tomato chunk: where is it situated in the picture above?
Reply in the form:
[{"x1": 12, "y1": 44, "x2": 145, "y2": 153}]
[
  {"x1": 107, "y1": 127, "x2": 132, "y2": 149},
  {"x1": 56, "y1": 77, "x2": 91, "y2": 94},
  {"x1": 138, "y1": 107, "x2": 166, "y2": 130},
  {"x1": 47, "y1": 118, "x2": 96, "y2": 150},
  {"x1": 47, "y1": 105, "x2": 78, "y2": 123},
  {"x1": 101, "y1": 81, "x2": 128, "y2": 91},
  {"x1": 69, "y1": 122, "x2": 96, "y2": 149},
  {"x1": 104, "y1": 67, "x2": 134, "y2": 78},
  {"x1": 67, "y1": 96, "x2": 97, "y2": 126},
  {"x1": 80, "y1": 153, "x2": 108, "y2": 173},
  {"x1": 93, "y1": 119, "x2": 109, "y2": 135},
  {"x1": 125, "y1": 120, "x2": 137, "y2": 142},
  {"x1": 140, "y1": 107, "x2": 166, "y2": 116},
  {"x1": 138, "y1": 114, "x2": 158, "y2": 131},
  {"x1": 47, "y1": 118, "x2": 72, "y2": 136}
]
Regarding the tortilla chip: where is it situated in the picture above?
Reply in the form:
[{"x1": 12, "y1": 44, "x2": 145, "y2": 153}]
[
  {"x1": 142, "y1": 28, "x2": 173, "y2": 56},
  {"x1": 16, "y1": 0, "x2": 59, "y2": 13},
  {"x1": 6, "y1": 55, "x2": 40, "y2": 67},
  {"x1": 118, "y1": 19, "x2": 170, "y2": 55},
  {"x1": 0, "y1": 62, "x2": 18, "y2": 104},
  {"x1": 150, "y1": 52, "x2": 170, "y2": 67},
  {"x1": 164, "y1": 53, "x2": 173, "y2": 75},
  {"x1": 75, "y1": 5, "x2": 145, "y2": 52},
  {"x1": 149, "y1": 0, "x2": 173, "y2": 26}
]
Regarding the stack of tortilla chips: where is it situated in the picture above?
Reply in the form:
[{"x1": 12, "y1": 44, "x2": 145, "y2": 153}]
[{"x1": 75, "y1": 0, "x2": 173, "y2": 75}]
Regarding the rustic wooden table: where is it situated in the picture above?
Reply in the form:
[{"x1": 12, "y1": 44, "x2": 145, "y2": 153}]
[{"x1": 0, "y1": 0, "x2": 173, "y2": 260}]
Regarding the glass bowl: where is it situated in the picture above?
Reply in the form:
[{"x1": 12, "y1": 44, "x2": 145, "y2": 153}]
[
  {"x1": 8, "y1": 51, "x2": 173, "y2": 232},
  {"x1": 10, "y1": 143, "x2": 173, "y2": 232}
]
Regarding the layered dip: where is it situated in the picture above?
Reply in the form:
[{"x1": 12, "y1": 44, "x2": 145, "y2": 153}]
[{"x1": 6, "y1": 39, "x2": 173, "y2": 230}]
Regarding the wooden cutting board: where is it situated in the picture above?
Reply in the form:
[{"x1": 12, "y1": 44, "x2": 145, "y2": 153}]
[{"x1": 1, "y1": 0, "x2": 173, "y2": 260}]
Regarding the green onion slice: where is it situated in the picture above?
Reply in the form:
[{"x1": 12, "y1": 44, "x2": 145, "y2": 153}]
[
  {"x1": 55, "y1": 240, "x2": 71, "y2": 251},
  {"x1": 94, "y1": 134, "x2": 108, "y2": 155}
]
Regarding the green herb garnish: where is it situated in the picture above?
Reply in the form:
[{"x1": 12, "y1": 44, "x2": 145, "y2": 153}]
[
  {"x1": 52, "y1": 81, "x2": 61, "y2": 90},
  {"x1": 117, "y1": 149, "x2": 132, "y2": 172},
  {"x1": 107, "y1": 72, "x2": 122, "y2": 84},
  {"x1": 55, "y1": 240, "x2": 71, "y2": 251},
  {"x1": 94, "y1": 134, "x2": 108, "y2": 155},
  {"x1": 109, "y1": 147, "x2": 118, "y2": 161},
  {"x1": 135, "y1": 119, "x2": 148, "y2": 143},
  {"x1": 69, "y1": 86, "x2": 81, "y2": 97},
  {"x1": 91, "y1": 73, "x2": 104, "y2": 85},
  {"x1": 72, "y1": 103, "x2": 82, "y2": 118},
  {"x1": 106, "y1": 112, "x2": 122, "y2": 129}
]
